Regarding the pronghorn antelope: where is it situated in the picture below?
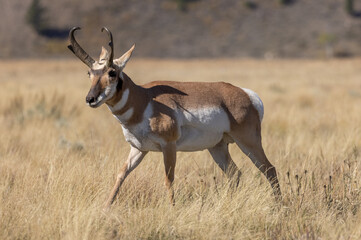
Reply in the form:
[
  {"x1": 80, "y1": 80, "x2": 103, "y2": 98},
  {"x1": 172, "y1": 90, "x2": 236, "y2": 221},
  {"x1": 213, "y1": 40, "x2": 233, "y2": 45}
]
[{"x1": 68, "y1": 27, "x2": 281, "y2": 209}]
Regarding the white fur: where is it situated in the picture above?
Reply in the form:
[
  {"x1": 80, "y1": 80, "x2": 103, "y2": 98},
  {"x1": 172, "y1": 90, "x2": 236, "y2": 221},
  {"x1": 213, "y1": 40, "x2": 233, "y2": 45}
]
[
  {"x1": 120, "y1": 104, "x2": 231, "y2": 152},
  {"x1": 242, "y1": 88, "x2": 264, "y2": 122},
  {"x1": 104, "y1": 84, "x2": 115, "y2": 96},
  {"x1": 109, "y1": 88, "x2": 129, "y2": 112},
  {"x1": 90, "y1": 83, "x2": 117, "y2": 108},
  {"x1": 92, "y1": 62, "x2": 105, "y2": 70},
  {"x1": 89, "y1": 92, "x2": 105, "y2": 107},
  {"x1": 113, "y1": 107, "x2": 134, "y2": 123},
  {"x1": 175, "y1": 107, "x2": 230, "y2": 151},
  {"x1": 121, "y1": 102, "x2": 162, "y2": 151}
]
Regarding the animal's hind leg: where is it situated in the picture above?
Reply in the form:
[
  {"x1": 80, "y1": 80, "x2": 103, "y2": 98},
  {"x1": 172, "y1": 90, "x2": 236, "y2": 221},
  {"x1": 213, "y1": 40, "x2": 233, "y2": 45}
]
[
  {"x1": 208, "y1": 140, "x2": 242, "y2": 184},
  {"x1": 162, "y1": 141, "x2": 177, "y2": 205},
  {"x1": 231, "y1": 127, "x2": 282, "y2": 200}
]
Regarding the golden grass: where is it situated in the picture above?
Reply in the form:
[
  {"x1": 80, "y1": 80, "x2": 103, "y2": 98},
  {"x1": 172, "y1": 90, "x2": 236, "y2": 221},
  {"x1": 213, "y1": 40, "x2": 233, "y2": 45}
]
[{"x1": 1, "y1": 58, "x2": 361, "y2": 239}]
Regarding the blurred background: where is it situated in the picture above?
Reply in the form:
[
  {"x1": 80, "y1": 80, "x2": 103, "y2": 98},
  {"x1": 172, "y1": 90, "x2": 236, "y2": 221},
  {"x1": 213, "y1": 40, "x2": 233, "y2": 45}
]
[
  {"x1": 1, "y1": 1, "x2": 361, "y2": 239},
  {"x1": 1, "y1": 0, "x2": 361, "y2": 59}
]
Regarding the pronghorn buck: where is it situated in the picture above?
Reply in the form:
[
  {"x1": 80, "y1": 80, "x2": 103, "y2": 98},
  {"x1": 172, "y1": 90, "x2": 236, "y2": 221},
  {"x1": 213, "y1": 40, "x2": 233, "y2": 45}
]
[{"x1": 68, "y1": 27, "x2": 281, "y2": 209}]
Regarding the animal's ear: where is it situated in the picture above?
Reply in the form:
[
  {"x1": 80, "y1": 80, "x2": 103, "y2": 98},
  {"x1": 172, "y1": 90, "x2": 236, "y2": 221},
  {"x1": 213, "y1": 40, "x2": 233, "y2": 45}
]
[
  {"x1": 114, "y1": 44, "x2": 135, "y2": 69},
  {"x1": 99, "y1": 46, "x2": 109, "y2": 64}
]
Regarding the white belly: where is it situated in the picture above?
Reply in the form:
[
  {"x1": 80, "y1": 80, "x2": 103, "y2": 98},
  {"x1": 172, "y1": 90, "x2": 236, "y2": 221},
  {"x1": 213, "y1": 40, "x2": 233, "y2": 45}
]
[
  {"x1": 120, "y1": 104, "x2": 231, "y2": 152},
  {"x1": 175, "y1": 107, "x2": 230, "y2": 151},
  {"x1": 121, "y1": 124, "x2": 161, "y2": 151}
]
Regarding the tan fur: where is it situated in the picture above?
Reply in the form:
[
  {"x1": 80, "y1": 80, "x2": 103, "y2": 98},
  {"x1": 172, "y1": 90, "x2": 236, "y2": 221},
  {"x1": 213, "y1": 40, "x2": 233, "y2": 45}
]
[
  {"x1": 108, "y1": 73, "x2": 150, "y2": 125},
  {"x1": 149, "y1": 103, "x2": 179, "y2": 142},
  {"x1": 69, "y1": 39, "x2": 281, "y2": 210},
  {"x1": 99, "y1": 47, "x2": 109, "y2": 64},
  {"x1": 143, "y1": 81, "x2": 251, "y2": 121},
  {"x1": 162, "y1": 142, "x2": 177, "y2": 205},
  {"x1": 103, "y1": 76, "x2": 281, "y2": 208}
]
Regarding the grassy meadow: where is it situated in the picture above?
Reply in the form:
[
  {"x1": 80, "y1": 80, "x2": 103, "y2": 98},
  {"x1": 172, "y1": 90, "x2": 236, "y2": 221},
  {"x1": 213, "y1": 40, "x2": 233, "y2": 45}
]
[{"x1": 1, "y1": 58, "x2": 361, "y2": 239}]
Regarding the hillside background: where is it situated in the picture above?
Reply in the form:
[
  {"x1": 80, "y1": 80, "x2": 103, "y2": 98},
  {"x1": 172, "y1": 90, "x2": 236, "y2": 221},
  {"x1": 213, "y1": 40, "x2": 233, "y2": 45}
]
[{"x1": 1, "y1": 0, "x2": 361, "y2": 59}]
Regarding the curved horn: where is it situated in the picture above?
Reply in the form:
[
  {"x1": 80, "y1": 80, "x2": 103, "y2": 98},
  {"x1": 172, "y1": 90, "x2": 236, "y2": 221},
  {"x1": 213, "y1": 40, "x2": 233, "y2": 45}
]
[
  {"x1": 101, "y1": 27, "x2": 114, "y2": 67},
  {"x1": 67, "y1": 27, "x2": 95, "y2": 68}
]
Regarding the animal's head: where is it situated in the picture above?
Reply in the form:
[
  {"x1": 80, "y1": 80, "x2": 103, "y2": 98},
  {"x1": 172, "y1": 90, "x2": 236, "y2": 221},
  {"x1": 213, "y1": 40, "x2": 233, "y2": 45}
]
[{"x1": 67, "y1": 27, "x2": 135, "y2": 108}]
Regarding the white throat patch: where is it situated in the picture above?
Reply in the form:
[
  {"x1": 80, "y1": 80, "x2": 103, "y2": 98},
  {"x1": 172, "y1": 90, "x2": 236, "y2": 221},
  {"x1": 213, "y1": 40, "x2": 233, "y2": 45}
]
[
  {"x1": 241, "y1": 88, "x2": 264, "y2": 122},
  {"x1": 109, "y1": 88, "x2": 129, "y2": 112},
  {"x1": 113, "y1": 107, "x2": 134, "y2": 124}
]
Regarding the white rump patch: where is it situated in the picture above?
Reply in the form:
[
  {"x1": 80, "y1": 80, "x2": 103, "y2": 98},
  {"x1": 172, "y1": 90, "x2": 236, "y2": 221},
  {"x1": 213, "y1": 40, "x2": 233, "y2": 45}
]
[{"x1": 242, "y1": 88, "x2": 264, "y2": 122}]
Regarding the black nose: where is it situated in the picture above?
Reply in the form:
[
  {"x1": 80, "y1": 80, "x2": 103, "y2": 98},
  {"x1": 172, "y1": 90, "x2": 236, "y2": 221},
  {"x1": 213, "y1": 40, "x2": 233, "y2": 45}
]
[{"x1": 86, "y1": 96, "x2": 95, "y2": 104}]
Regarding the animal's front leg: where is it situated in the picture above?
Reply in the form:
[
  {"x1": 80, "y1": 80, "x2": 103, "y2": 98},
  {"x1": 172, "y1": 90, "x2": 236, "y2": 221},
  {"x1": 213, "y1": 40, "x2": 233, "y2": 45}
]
[
  {"x1": 104, "y1": 146, "x2": 148, "y2": 210},
  {"x1": 162, "y1": 142, "x2": 177, "y2": 205}
]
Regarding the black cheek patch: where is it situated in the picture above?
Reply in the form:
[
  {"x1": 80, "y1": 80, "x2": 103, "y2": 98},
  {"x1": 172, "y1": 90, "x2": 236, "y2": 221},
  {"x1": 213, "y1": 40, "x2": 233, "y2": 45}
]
[{"x1": 116, "y1": 77, "x2": 123, "y2": 91}]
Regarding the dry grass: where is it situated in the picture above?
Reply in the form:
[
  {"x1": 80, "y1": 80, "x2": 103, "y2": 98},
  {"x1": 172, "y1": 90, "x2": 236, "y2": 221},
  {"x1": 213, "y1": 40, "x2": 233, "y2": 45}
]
[{"x1": 1, "y1": 58, "x2": 361, "y2": 239}]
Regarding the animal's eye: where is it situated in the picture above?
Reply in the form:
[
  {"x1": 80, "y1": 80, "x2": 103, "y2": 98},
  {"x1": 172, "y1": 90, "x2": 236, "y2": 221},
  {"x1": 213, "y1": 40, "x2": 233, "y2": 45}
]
[
  {"x1": 109, "y1": 70, "x2": 117, "y2": 78},
  {"x1": 87, "y1": 71, "x2": 90, "y2": 77}
]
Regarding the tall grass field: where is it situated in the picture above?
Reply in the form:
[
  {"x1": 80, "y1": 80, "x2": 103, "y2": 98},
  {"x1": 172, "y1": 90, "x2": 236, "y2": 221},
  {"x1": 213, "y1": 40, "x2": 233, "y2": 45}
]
[{"x1": 1, "y1": 59, "x2": 361, "y2": 239}]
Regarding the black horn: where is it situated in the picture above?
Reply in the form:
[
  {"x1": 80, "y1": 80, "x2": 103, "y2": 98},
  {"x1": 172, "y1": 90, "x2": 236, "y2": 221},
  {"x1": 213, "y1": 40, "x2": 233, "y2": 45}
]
[
  {"x1": 101, "y1": 27, "x2": 114, "y2": 67},
  {"x1": 67, "y1": 27, "x2": 95, "y2": 68}
]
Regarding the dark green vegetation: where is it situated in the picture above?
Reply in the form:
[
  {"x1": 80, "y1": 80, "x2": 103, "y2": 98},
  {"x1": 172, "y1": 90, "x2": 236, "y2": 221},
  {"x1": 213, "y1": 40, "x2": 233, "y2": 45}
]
[{"x1": 25, "y1": 0, "x2": 47, "y2": 33}]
